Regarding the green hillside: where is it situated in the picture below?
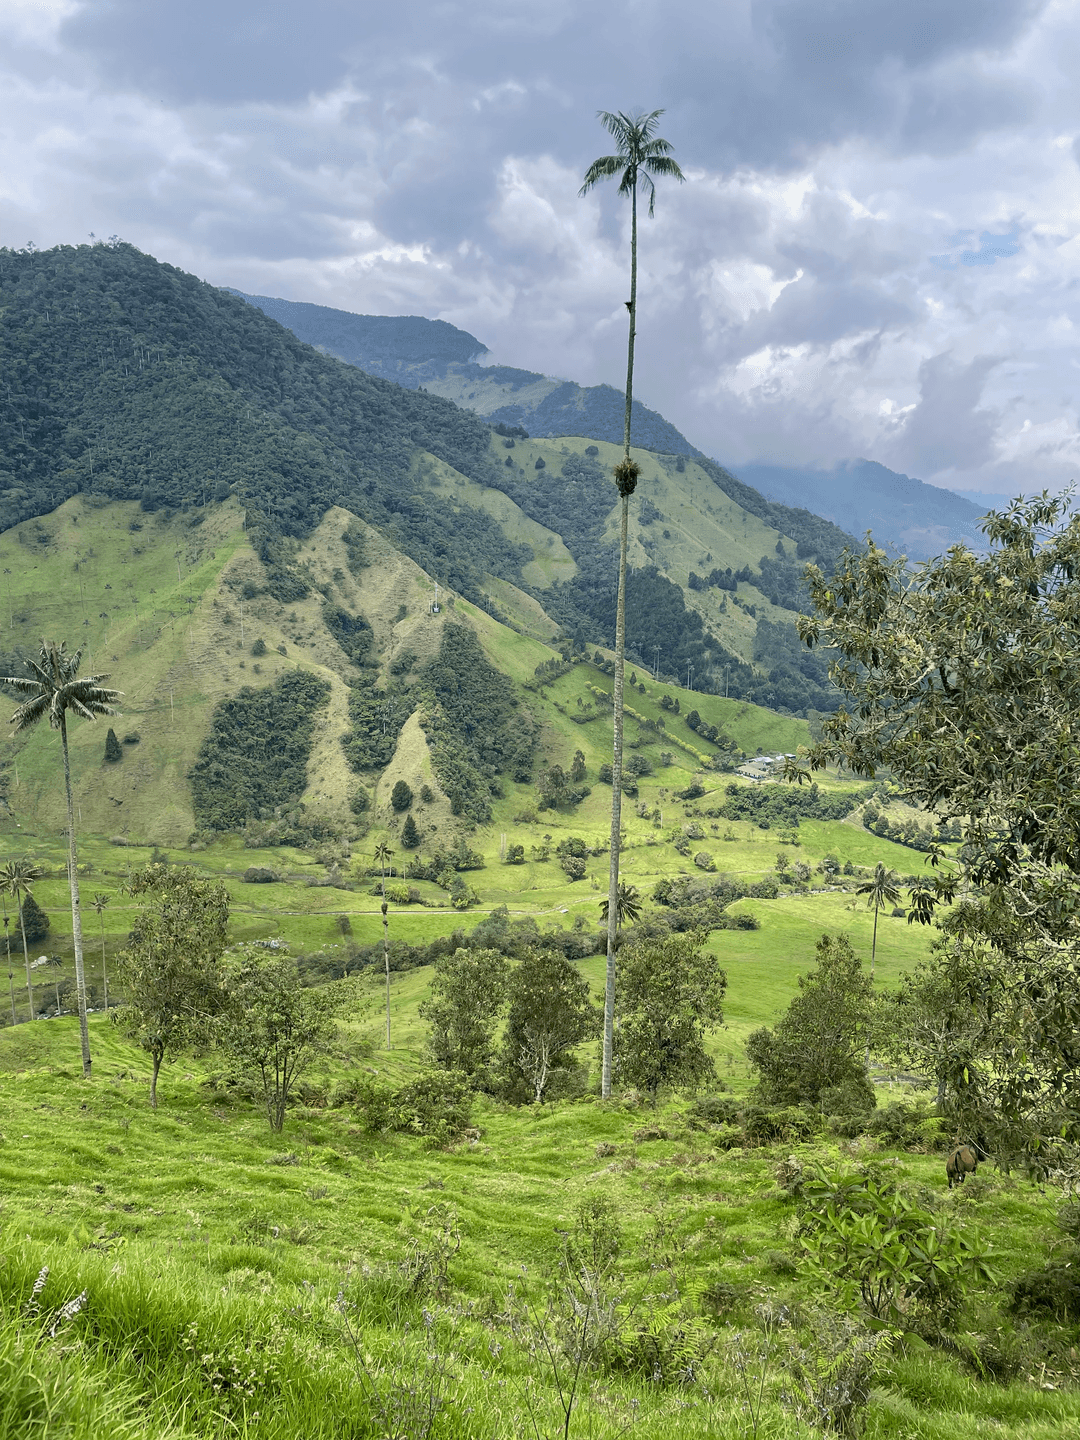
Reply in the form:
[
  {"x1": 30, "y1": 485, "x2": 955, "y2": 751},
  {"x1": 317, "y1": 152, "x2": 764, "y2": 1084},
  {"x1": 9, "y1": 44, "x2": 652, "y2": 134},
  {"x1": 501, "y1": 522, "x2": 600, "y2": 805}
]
[{"x1": 2, "y1": 241, "x2": 851, "y2": 713}]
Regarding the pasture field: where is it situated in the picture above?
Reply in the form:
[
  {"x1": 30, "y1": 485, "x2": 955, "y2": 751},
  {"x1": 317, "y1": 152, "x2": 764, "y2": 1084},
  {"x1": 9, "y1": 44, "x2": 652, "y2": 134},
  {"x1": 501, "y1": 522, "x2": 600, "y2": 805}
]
[{"x1": 1, "y1": 1010, "x2": 1078, "y2": 1440}]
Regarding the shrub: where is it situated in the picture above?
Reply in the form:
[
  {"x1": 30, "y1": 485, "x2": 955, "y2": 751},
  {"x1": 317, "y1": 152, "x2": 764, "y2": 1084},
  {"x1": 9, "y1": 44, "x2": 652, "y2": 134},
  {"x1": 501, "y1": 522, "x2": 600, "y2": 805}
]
[
  {"x1": 390, "y1": 780, "x2": 413, "y2": 812},
  {"x1": 251, "y1": 638, "x2": 267, "y2": 656},
  {"x1": 242, "y1": 867, "x2": 276, "y2": 883},
  {"x1": 693, "y1": 851, "x2": 716, "y2": 872},
  {"x1": 799, "y1": 1165, "x2": 996, "y2": 1330},
  {"x1": 395, "y1": 1070, "x2": 475, "y2": 1147},
  {"x1": 104, "y1": 727, "x2": 122, "y2": 763}
]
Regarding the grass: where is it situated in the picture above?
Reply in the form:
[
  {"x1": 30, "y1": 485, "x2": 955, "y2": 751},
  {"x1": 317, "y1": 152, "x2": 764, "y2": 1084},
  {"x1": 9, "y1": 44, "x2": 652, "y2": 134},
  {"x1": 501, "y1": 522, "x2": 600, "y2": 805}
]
[{"x1": 0, "y1": 1013, "x2": 1077, "y2": 1439}]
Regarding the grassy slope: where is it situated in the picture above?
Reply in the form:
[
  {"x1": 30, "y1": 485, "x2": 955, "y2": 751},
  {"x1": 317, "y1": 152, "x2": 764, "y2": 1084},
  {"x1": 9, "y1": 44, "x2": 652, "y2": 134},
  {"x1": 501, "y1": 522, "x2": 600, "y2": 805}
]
[{"x1": 0, "y1": 1015, "x2": 1076, "y2": 1440}]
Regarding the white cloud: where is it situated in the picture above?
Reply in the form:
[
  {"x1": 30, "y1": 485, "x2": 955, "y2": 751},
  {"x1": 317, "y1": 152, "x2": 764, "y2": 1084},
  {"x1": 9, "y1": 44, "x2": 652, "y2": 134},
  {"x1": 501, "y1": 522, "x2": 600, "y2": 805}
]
[{"x1": 4, "y1": 1, "x2": 1080, "y2": 489}]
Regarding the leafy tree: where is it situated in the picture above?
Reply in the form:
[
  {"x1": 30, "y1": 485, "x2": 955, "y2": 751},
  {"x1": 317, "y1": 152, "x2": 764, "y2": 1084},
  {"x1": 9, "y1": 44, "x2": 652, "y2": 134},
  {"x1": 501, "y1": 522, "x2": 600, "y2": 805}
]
[
  {"x1": 581, "y1": 109, "x2": 684, "y2": 1099},
  {"x1": 3, "y1": 641, "x2": 121, "y2": 1074},
  {"x1": 19, "y1": 892, "x2": 49, "y2": 944},
  {"x1": 792, "y1": 493, "x2": 1080, "y2": 941},
  {"x1": 104, "y1": 727, "x2": 122, "y2": 762},
  {"x1": 390, "y1": 779, "x2": 413, "y2": 812},
  {"x1": 112, "y1": 866, "x2": 229, "y2": 1108},
  {"x1": 877, "y1": 944, "x2": 986, "y2": 1115},
  {"x1": 91, "y1": 892, "x2": 111, "y2": 1012},
  {"x1": 400, "y1": 813, "x2": 421, "y2": 849},
  {"x1": 500, "y1": 947, "x2": 600, "y2": 1104},
  {"x1": 570, "y1": 749, "x2": 587, "y2": 783},
  {"x1": 374, "y1": 839, "x2": 395, "y2": 1048},
  {"x1": 617, "y1": 933, "x2": 725, "y2": 1101},
  {"x1": 216, "y1": 950, "x2": 343, "y2": 1131},
  {"x1": 792, "y1": 493, "x2": 1080, "y2": 1160},
  {"x1": 420, "y1": 947, "x2": 509, "y2": 1084},
  {"x1": 2, "y1": 860, "x2": 43, "y2": 1021},
  {"x1": 746, "y1": 934, "x2": 875, "y2": 1112}
]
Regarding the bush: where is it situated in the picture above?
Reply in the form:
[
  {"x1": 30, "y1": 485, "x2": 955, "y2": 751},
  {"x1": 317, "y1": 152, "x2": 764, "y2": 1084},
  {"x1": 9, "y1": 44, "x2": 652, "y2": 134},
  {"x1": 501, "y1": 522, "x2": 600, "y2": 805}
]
[
  {"x1": 251, "y1": 638, "x2": 267, "y2": 656},
  {"x1": 390, "y1": 780, "x2": 413, "y2": 812},
  {"x1": 395, "y1": 1070, "x2": 475, "y2": 1147},
  {"x1": 104, "y1": 727, "x2": 122, "y2": 763},
  {"x1": 242, "y1": 867, "x2": 276, "y2": 884},
  {"x1": 1008, "y1": 1251, "x2": 1080, "y2": 1321}
]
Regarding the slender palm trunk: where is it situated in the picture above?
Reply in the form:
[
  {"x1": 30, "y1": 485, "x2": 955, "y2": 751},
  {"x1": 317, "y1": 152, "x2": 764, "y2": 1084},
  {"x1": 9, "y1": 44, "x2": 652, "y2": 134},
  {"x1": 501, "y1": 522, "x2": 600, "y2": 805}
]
[
  {"x1": 60, "y1": 713, "x2": 92, "y2": 1076},
  {"x1": 18, "y1": 901, "x2": 33, "y2": 1022},
  {"x1": 381, "y1": 863, "x2": 391, "y2": 1049},
  {"x1": 602, "y1": 181, "x2": 638, "y2": 1101},
  {"x1": 150, "y1": 1047, "x2": 161, "y2": 1110},
  {"x1": 3, "y1": 901, "x2": 15, "y2": 1025},
  {"x1": 99, "y1": 916, "x2": 109, "y2": 1012},
  {"x1": 865, "y1": 895, "x2": 881, "y2": 1071}
]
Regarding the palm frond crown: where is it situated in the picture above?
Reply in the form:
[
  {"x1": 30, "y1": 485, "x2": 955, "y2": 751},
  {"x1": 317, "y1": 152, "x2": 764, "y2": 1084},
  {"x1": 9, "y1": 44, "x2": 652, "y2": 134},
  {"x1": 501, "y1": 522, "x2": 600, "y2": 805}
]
[
  {"x1": 3, "y1": 641, "x2": 122, "y2": 732},
  {"x1": 579, "y1": 109, "x2": 685, "y2": 216}
]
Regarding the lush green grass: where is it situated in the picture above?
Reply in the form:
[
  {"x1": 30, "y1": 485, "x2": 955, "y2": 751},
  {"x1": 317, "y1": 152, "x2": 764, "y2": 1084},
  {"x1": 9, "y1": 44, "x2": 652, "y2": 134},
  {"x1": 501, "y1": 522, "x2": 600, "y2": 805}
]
[{"x1": 0, "y1": 1014, "x2": 1077, "y2": 1440}]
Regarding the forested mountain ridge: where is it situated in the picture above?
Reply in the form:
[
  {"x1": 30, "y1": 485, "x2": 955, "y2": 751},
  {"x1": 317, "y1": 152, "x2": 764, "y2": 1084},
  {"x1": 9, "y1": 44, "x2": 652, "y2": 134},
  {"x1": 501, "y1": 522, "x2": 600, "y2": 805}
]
[
  {"x1": 235, "y1": 289, "x2": 997, "y2": 562},
  {"x1": 2, "y1": 241, "x2": 853, "y2": 716}
]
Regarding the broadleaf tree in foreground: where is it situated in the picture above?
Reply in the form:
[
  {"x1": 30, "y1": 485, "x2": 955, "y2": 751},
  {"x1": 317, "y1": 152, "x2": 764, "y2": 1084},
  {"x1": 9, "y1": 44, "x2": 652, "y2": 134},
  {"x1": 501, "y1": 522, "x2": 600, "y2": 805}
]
[
  {"x1": 789, "y1": 493, "x2": 1080, "y2": 1167},
  {"x1": 580, "y1": 109, "x2": 684, "y2": 1098},
  {"x1": 3, "y1": 641, "x2": 121, "y2": 1075},
  {"x1": 113, "y1": 865, "x2": 229, "y2": 1108}
]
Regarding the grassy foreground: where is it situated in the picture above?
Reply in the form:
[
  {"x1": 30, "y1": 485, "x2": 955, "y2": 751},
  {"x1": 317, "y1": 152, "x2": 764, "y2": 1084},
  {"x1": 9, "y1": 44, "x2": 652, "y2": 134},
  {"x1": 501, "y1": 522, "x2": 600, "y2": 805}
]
[{"x1": 1, "y1": 1011, "x2": 1078, "y2": 1440}]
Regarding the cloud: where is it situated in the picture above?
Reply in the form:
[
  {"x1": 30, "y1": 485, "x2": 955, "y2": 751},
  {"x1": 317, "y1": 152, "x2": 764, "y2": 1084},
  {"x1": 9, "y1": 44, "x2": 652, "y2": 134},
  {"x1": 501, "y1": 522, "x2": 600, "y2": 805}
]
[{"x1": 2, "y1": 0, "x2": 1080, "y2": 491}]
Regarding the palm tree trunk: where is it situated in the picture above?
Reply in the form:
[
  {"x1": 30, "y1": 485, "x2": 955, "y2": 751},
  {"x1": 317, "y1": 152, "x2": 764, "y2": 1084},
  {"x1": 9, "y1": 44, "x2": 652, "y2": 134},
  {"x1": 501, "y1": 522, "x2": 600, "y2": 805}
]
[
  {"x1": 99, "y1": 918, "x2": 109, "y2": 1013},
  {"x1": 865, "y1": 896, "x2": 880, "y2": 1071},
  {"x1": 18, "y1": 902, "x2": 33, "y2": 1022},
  {"x1": 602, "y1": 181, "x2": 638, "y2": 1102},
  {"x1": 150, "y1": 1047, "x2": 161, "y2": 1109},
  {"x1": 60, "y1": 713, "x2": 92, "y2": 1076},
  {"x1": 382, "y1": 865, "x2": 391, "y2": 1049}
]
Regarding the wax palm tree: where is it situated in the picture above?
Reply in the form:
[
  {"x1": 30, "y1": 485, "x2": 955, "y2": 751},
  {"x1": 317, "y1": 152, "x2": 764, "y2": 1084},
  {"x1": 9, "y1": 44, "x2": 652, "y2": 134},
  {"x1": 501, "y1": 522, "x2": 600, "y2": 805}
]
[
  {"x1": 2, "y1": 859, "x2": 42, "y2": 1022},
  {"x1": 2, "y1": 894, "x2": 14, "y2": 1025},
  {"x1": 3, "y1": 641, "x2": 121, "y2": 1075},
  {"x1": 47, "y1": 954, "x2": 64, "y2": 1015},
  {"x1": 581, "y1": 110, "x2": 684, "y2": 1098},
  {"x1": 857, "y1": 861, "x2": 901, "y2": 1068},
  {"x1": 857, "y1": 862, "x2": 902, "y2": 983},
  {"x1": 373, "y1": 840, "x2": 395, "y2": 1048},
  {"x1": 597, "y1": 880, "x2": 643, "y2": 936},
  {"x1": 91, "y1": 892, "x2": 111, "y2": 1012}
]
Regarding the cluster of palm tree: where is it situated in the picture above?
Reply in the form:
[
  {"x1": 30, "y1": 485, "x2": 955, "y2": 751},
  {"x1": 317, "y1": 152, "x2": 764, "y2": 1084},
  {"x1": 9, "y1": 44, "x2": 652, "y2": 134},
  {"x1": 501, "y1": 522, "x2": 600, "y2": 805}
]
[
  {"x1": 581, "y1": 110, "x2": 683, "y2": 1098},
  {"x1": 2, "y1": 640, "x2": 121, "y2": 1074}
]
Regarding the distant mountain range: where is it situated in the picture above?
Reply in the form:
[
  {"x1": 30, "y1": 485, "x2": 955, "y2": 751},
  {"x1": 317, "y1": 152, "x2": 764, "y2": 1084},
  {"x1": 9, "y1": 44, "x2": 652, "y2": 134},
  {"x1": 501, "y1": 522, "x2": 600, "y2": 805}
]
[
  {"x1": 739, "y1": 461, "x2": 1010, "y2": 560},
  {"x1": 232, "y1": 292, "x2": 1012, "y2": 563}
]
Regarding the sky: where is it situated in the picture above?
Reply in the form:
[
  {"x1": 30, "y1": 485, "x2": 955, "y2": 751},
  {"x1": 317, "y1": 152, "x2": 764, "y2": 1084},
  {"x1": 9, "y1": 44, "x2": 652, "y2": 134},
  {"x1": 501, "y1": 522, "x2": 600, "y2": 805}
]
[{"x1": 5, "y1": 0, "x2": 1080, "y2": 494}]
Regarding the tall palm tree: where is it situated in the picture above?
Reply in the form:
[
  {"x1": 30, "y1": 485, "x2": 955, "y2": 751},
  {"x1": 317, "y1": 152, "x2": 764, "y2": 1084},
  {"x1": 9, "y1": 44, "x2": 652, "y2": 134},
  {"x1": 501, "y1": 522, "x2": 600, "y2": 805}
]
[
  {"x1": 3, "y1": 641, "x2": 121, "y2": 1076},
  {"x1": 2, "y1": 895, "x2": 15, "y2": 1025},
  {"x1": 373, "y1": 840, "x2": 395, "y2": 1048},
  {"x1": 581, "y1": 110, "x2": 684, "y2": 1098},
  {"x1": 857, "y1": 861, "x2": 901, "y2": 1068},
  {"x1": 857, "y1": 861, "x2": 902, "y2": 983},
  {"x1": 3, "y1": 859, "x2": 42, "y2": 1022},
  {"x1": 91, "y1": 892, "x2": 111, "y2": 1012}
]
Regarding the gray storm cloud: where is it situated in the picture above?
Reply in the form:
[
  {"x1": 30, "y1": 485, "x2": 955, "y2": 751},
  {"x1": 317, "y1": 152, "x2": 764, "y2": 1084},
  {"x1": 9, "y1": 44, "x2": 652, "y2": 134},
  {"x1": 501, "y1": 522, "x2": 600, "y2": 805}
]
[{"x1": 2, "y1": 0, "x2": 1079, "y2": 491}]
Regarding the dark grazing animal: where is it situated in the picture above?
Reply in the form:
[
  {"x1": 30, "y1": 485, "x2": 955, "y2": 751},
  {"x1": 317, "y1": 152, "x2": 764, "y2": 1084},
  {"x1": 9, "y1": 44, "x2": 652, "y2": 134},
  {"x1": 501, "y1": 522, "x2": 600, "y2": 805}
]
[{"x1": 946, "y1": 1143, "x2": 979, "y2": 1188}]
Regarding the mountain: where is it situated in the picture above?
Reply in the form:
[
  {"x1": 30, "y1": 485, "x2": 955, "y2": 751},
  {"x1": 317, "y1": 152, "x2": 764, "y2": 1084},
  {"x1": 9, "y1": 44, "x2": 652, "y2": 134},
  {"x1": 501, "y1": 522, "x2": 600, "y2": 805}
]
[
  {"x1": 739, "y1": 460, "x2": 1004, "y2": 561},
  {"x1": 232, "y1": 290, "x2": 707, "y2": 458},
  {"x1": 0, "y1": 240, "x2": 867, "y2": 845},
  {"x1": 224, "y1": 291, "x2": 489, "y2": 384},
  {"x1": 234, "y1": 290, "x2": 1011, "y2": 563}
]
